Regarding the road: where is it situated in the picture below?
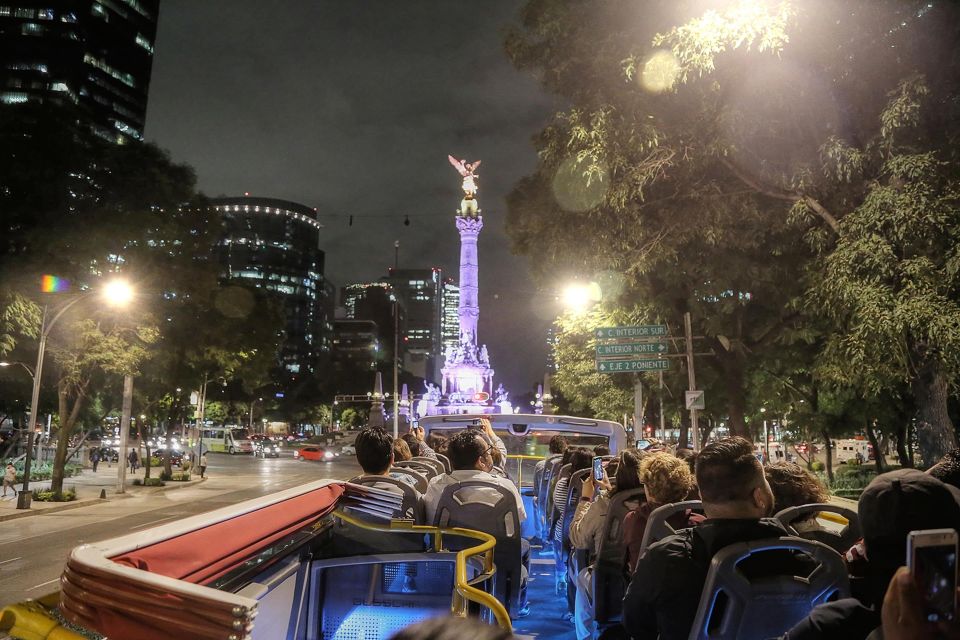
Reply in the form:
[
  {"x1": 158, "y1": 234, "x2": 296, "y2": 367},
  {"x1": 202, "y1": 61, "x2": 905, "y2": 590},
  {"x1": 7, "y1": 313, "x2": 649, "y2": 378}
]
[{"x1": 0, "y1": 451, "x2": 362, "y2": 608}]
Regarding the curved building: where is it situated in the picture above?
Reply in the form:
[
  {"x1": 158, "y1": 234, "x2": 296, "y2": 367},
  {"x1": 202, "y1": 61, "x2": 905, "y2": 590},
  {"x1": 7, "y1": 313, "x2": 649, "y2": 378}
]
[{"x1": 211, "y1": 196, "x2": 334, "y2": 381}]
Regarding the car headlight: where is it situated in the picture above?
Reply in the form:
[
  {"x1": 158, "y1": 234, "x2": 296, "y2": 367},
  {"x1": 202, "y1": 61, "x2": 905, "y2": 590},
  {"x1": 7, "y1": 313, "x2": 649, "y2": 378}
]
[{"x1": 324, "y1": 451, "x2": 334, "y2": 460}]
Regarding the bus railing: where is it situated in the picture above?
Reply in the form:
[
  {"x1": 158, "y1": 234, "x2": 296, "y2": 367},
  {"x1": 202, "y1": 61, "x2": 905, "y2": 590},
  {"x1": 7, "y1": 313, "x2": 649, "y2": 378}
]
[
  {"x1": 0, "y1": 593, "x2": 86, "y2": 640},
  {"x1": 335, "y1": 509, "x2": 513, "y2": 632},
  {"x1": 505, "y1": 454, "x2": 545, "y2": 488}
]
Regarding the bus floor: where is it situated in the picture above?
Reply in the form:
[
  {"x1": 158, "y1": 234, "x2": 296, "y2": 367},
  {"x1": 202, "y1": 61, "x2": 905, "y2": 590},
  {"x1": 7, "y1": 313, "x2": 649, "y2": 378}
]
[{"x1": 512, "y1": 542, "x2": 577, "y2": 640}]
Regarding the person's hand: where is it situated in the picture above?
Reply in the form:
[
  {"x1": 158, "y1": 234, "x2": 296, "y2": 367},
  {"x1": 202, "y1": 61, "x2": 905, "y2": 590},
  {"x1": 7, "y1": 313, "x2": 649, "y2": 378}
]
[
  {"x1": 582, "y1": 476, "x2": 596, "y2": 500},
  {"x1": 413, "y1": 426, "x2": 425, "y2": 441},
  {"x1": 479, "y1": 417, "x2": 495, "y2": 439},
  {"x1": 882, "y1": 567, "x2": 945, "y2": 640}
]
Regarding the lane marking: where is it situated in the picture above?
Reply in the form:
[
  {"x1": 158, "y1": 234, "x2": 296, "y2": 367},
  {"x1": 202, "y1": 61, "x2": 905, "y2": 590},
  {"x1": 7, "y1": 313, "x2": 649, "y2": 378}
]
[
  {"x1": 0, "y1": 557, "x2": 22, "y2": 565},
  {"x1": 27, "y1": 577, "x2": 60, "y2": 591},
  {"x1": 130, "y1": 515, "x2": 178, "y2": 530}
]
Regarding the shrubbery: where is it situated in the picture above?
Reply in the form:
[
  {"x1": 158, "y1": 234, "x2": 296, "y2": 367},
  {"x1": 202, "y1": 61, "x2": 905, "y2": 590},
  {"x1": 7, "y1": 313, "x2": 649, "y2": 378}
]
[
  {"x1": 32, "y1": 487, "x2": 76, "y2": 502},
  {"x1": 132, "y1": 477, "x2": 165, "y2": 487}
]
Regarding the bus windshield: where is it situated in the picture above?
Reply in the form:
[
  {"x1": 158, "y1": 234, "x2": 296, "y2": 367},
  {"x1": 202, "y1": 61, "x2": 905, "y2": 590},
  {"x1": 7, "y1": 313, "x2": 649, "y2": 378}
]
[{"x1": 230, "y1": 428, "x2": 250, "y2": 441}]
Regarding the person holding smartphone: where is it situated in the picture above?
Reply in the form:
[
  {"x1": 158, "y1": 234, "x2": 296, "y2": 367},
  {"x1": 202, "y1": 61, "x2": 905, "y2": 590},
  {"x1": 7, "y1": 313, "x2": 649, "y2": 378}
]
[{"x1": 784, "y1": 469, "x2": 960, "y2": 640}]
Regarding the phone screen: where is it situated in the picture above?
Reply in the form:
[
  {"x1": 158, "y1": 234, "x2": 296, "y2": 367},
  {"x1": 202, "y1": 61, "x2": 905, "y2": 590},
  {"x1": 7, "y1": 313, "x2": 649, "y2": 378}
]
[
  {"x1": 915, "y1": 544, "x2": 958, "y2": 622},
  {"x1": 592, "y1": 456, "x2": 604, "y2": 482}
]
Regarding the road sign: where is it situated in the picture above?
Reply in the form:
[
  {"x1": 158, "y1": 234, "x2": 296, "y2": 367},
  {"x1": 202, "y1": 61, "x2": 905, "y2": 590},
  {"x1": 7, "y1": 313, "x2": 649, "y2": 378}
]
[
  {"x1": 685, "y1": 390, "x2": 705, "y2": 410},
  {"x1": 597, "y1": 359, "x2": 670, "y2": 373},
  {"x1": 596, "y1": 342, "x2": 667, "y2": 357},
  {"x1": 596, "y1": 325, "x2": 668, "y2": 339}
]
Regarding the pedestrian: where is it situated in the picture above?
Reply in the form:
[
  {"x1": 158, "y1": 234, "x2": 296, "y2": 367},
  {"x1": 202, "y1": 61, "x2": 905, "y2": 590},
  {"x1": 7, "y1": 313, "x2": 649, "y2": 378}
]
[
  {"x1": 128, "y1": 448, "x2": 139, "y2": 473},
  {"x1": 3, "y1": 462, "x2": 16, "y2": 498},
  {"x1": 199, "y1": 453, "x2": 208, "y2": 479},
  {"x1": 90, "y1": 447, "x2": 100, "y2": 472}
]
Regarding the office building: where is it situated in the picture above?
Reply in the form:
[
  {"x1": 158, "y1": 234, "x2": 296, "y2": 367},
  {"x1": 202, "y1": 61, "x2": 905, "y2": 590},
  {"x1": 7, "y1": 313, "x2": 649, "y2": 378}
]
[
  {"x1": 331, "y1": 320, "x2": 380, "y2": 372},
  {"x1": 339, "y1": 281, "x2": 401, "y2": 368},
  {"x1": 441, "y1": 277, "x2": 459, "y2": 358},
  {"x1": 384, "y1": 267, "x2": 442, "y2": 381},
  {"x1": 211, "y1": 196, "x2": 334, "y2": 382},
  {"x1": 0, "y1": 0, "x2": 160, "y2": 143}
]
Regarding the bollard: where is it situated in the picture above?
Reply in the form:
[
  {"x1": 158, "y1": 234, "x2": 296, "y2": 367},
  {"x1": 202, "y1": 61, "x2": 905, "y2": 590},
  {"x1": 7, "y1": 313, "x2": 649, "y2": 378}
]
[{"x1": 99, "y1": 489, "x2": 107, "y2": 499}]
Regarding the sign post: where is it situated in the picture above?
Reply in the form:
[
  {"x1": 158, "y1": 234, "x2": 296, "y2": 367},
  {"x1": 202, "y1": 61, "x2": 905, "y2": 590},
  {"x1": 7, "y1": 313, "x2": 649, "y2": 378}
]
[{"x1": 684, "y1": 312, "x2": 700, "y2": 451}]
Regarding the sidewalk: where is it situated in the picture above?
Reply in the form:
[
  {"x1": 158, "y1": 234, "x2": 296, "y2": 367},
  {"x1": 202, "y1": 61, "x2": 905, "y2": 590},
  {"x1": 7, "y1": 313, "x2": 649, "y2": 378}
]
[{"x1": 0, "y1": 463, "x2": 204, "y2": 522}]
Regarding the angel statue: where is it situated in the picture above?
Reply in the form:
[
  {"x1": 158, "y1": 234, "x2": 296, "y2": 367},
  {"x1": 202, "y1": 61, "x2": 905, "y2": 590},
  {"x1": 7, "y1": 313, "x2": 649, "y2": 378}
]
[{"x1": 448, "y1": 155, "x2": 482, "y2": 217}]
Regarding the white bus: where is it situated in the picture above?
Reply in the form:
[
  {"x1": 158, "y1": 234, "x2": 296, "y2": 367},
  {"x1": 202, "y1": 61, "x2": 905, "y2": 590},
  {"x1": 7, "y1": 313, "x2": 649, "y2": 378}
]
[
  {"x1": 197, "y1": 426, "x2": 254, "y2": 454},
  {"x1": 832, "y1": 438, "x2": 873, "y2": 464}
]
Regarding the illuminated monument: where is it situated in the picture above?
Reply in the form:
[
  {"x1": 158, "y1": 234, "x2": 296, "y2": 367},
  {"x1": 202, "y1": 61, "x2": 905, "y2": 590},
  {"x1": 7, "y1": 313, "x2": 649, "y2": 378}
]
[{"x1": 417, "y1": 156, "x2": 511, "y2": 416}]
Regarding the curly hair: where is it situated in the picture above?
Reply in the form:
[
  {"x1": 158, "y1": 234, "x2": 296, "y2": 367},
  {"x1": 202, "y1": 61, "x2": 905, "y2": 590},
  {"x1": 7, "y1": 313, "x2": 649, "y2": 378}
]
[
  {"x1": 640, "y1": 452, "x2": 694, "y2": 504},
  {"x1": 765, "y1": 461, "x2": 829, "y2": 512}
]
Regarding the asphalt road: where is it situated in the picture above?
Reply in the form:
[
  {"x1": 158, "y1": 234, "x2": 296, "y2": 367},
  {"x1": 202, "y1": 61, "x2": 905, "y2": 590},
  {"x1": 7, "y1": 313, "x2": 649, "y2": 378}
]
[{"x1": 0, "y1": 451, "x2": 363, "y2": 607}]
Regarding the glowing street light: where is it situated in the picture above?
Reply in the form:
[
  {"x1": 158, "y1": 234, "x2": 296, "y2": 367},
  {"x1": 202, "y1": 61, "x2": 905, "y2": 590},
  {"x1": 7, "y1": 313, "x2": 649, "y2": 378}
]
[
  {"x1": 17, "y1": 278, "x2": 134, "y2": 509},
  {"x1": 561, "y1": 282, "x2": 602, "y2": 313}
]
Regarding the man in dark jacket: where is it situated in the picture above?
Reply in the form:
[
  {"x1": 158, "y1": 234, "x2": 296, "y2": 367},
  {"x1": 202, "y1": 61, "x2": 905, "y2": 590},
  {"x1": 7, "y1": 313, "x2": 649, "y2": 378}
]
[{"x1": 622, "y1": 436, "x2": 789, "y2": 640}]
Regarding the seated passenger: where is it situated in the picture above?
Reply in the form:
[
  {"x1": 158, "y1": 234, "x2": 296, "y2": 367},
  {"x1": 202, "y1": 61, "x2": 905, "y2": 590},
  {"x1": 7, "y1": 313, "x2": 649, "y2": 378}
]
[
  {"x1": 570, "y1": 449, "x2": 644, "y2": 639},
  {"x1": 593, "y1": 444, "x2": 610, "y2": 457},
  {"x1": 622, "y1": 437, "x2": 795, "y2": 640},
  {"x1": 422, "y1": 430, "x2": 527, "y2": 525},
  {"x1": 765, "y1": 461, "x2": 830, "y2": 534},
  {"x1": 784, "y1": 469, "x2": 960, "y2": 640},
  {"x1": 553, "y1": 448, "x2": 594, "y2": 543},
  {"x1": 394, "y1": 437, "x2": 413, "y2": 462},
  {"x1": 535, "y1": 435, "x2": 568, "y2": 487},
  {"x1": 403, "y1": 426, "x2": 439, "y2": 460},
  {"x1": 623, "y1": 452, "x2": 701, "y2": 574},
  {"x1": 355, "y1": 427, "x2": 420, "y2": 490},
  {"x1": 426, "y1": 432, "x2": 448, "y2": 456}
]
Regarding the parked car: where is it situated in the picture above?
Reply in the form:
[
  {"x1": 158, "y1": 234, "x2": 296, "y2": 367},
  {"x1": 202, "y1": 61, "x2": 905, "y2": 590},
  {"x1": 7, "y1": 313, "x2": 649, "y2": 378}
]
[
  {"x1": 340, "y1": 444, "x2": 356, "y2": 456},
  {"x1": 294, "y1": 446, "x2": 332, "y2": 461},
  {"x1": 255, "y1": 439, "x2": 281, "y2": 458},
  {"x1": 152, "y1": 448, "x2": 183, "y2": 467}
]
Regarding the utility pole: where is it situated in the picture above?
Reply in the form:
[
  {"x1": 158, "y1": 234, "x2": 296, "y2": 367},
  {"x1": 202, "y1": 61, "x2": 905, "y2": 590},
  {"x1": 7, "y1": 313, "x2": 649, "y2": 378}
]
[
  {"x1": 633, "y1": 375, "x2": 643, "y2": 439},
  {"x1": 116, "y1": 374, "x2": 133, "y2": 493},
  {"x1": 393, "y1": 240, "x2": 400, "y2": 439},
  {"x1": 684, "y1": 312, "x2": 700, "y2": 450},
  {"x1": 659, "y1": 371, "x2": 665, "y2": 442}
]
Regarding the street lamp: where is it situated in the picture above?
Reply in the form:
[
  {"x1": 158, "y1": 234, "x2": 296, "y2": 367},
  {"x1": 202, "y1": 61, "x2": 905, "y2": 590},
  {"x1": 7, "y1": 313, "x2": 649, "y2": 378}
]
[
  {"x1": 0, "y1": 361, "x2": 35, "y2": 378},
  {"x1": 17, "y1": 278, "x2": 134, "y2": 509},
  {"x1": 560, "y1": 282, "x2": 602, "y2": 314}
]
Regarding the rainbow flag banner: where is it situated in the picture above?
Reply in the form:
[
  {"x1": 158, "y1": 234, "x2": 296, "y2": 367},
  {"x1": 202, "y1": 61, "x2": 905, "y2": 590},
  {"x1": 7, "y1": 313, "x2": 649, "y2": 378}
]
[{"x1": 40, "y1": 275, "x2": 70, "y2": 293}]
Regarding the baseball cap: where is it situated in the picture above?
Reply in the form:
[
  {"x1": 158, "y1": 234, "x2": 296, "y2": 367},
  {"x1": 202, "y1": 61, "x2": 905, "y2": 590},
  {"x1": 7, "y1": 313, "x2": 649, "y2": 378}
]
[{"x1": 859, "y1": 469, "x2": 960, "y2": 556}]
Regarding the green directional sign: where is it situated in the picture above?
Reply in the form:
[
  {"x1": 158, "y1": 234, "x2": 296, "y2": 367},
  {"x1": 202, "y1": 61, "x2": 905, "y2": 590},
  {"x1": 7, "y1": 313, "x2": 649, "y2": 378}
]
[
  {"x1": 596, "y1": 359, "x2": 670, "y2": 373},
  {"x1": 596, "y1": 325, "x2": 668, "y2": 339},
  {"x1": 596, "y1": 342, "x2": 668, "y2": 357}
]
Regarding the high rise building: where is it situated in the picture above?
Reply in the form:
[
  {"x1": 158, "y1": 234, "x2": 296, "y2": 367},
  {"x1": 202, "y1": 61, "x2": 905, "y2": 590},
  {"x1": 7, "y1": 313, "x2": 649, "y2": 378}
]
[
  {"x1": 384, "y1": 267, "x2": 442, "y2": 381},
  {"x1": 211, "y1": 196, "x2": 334, "y2": 382},
  {"x1": 0, "y1": 0, "x2": 160, "y2": 143},
  {"x1": 331, "y1": 320, "x2": 380, "y2": 372},
  {"x1": 441, "y1": 277, "x2": 459, "y2": 358},
  {"x1": 339, "y1": 281, "x2": 402, "y2": 370}
]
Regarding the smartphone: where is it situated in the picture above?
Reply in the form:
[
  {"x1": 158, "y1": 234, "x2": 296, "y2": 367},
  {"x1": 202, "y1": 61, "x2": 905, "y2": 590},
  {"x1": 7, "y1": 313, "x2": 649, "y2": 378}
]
[
  {"x1": 592, "y1": 456, "x2": 604, "y2": 482},
  {"x1": 907, "y1": 528, "x2": 958, "y2": 622}
]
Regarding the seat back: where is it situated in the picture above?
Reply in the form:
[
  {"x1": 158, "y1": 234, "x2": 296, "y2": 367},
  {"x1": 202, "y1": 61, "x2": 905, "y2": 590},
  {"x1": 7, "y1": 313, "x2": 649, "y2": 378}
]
[
  {"x1": 560, "y1": 468, "x2": 590, "y2": 552},
  {"x1": 388, "y1": 466, "x2": 428, "y2": 493},
  {"x1": 688, "y1": 537, "x2": 850, "y2": 640},
  {"x1": 537, "y1": 456, "x2": 562, "y2": 539},
  {"x1": 639, "y1": 500, "x2": 704, "y2": 555},
  {"x1": 348, "y1": 475, "x2": 423, "y2": 522},
  {"x1": 591, "y1": 488, "x2": 647, "y2": 625},
  {"x1": 774, "y1": 503, "x2": 862, "y2": 554},
  {"x1": 434, "y1": 453, "x2": 452, "y2": 474},
  {"x1": 410, "y1": 457, "x2": 445, "y2": 477},
  {"x1": 433, "y1": 480, "x2": 524, "y2": 616},
  {"x1": 395, "y1": 459, "x2": 440, "y2": 480},
  {"x1": 549, "y1": 463, "x2": 573, "y2": 537}
]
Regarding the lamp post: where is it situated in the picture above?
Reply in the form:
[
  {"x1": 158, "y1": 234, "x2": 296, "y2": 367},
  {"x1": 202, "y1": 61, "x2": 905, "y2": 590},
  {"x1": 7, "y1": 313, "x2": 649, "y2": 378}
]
[
  {"x1": 761, "y1": 407, "x2": 769, "y2": 463},
  {"x1": 248, "y1": 397, "x2": 262, "y2": 432},
  {"x1": 18, "y1": 279, "x2": 133, "y2": 509}
]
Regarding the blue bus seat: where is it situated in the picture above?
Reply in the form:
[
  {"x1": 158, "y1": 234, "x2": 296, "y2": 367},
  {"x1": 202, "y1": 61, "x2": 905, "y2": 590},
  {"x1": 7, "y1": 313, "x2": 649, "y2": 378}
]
[
  {"x1": 433, "y1": 480, "x2": 527, "y2": 618},
  {"x1": 589, "y1": 487, "x2": 646, "y2": 629},
  {"x1": 774, "y1": 503, "x2": 861, "y2": 554},
  {"x1": 639, "y1": 500, "x2": 705, "y2": 556},
  {"x1": 688, "y1": 537, "x2": 850, "y2": 640}
]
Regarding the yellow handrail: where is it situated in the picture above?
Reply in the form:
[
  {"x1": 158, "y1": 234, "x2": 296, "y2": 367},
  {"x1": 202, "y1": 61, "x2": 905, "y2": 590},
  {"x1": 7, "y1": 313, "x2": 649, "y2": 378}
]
[
  {"x1": 0, "y1": 594, "x2": 86, "y2": 640},
  {"x1": 334, "y1": 509, "x2": 513, "y2": 632}
]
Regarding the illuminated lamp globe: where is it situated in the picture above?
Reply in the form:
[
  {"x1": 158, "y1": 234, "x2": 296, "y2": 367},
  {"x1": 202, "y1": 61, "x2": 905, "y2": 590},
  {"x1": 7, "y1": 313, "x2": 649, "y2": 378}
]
[{"x1": 102, "y1": 279, "x2": 134, "y2": 306}]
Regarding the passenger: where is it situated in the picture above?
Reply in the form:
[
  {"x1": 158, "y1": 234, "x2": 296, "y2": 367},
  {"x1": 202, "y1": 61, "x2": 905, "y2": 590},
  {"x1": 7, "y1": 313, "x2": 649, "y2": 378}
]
[
  {"x1": 927, "y1": 448, "x2": 960, "y2": 490},
  {"x1": 674, "y1": 447, "x2": 701, "y2": 499},
  {"x1": 622, "y1": 452, "x2": 700, "y2": 573},
  {"x1": 593, "y1": 444, "x2": 610, "y2": 457},
  {"x1": 422, "y1": 430, "x2": 526, "y2": 525},
  {"x1": 765, "y1": 461, "x2": 830, "y2": 535},
  {"x1": 425, "y1": 432, "x2": 448, "y2": 455},
  {"x1": 402, "y1": 432, "x2": 424, "y2": 457},
  {"x1": 403, "y1": 426, "x2": 439, "y2": 460},
  {"x1": 784, "y1": 469, "x2": 960, "y2": 639},
  {"x1": 622, "y1": 437, "x2": 796, "y2": 640},
  {"x1": 393, "y1": 437, "x2": 413, "y2": 462},
  {"x1": 553, "y1": 448, "x2": 593, "y2": 542},
  {"x1": 390, "y1": 615, "x2": 515, "y2": 640},
  {"x1": 570, "y1": 450, "x2": 644, "y2": 639},
  {"x1": 355, "y1": 427, "x2": 420, "y2": 490}
]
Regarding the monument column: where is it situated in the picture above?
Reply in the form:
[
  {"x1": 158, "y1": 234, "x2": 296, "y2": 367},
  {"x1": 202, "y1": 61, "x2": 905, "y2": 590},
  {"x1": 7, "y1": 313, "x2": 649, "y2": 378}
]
[{"x1": 456, "y1": 216, "x2": 482, "y2": 345}]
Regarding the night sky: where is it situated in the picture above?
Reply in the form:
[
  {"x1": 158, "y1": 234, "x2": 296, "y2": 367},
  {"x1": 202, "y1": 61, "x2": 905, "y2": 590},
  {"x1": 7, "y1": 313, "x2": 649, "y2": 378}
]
[{"x1": 145, "y1": 1, "x2": 562, "y2": 395}]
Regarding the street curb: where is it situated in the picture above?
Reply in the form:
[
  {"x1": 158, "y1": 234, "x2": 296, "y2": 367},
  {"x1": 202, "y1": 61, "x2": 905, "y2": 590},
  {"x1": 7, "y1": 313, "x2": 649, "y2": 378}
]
[{"x1": 0, "y1": 477, "x2": 205, "y2": 523}]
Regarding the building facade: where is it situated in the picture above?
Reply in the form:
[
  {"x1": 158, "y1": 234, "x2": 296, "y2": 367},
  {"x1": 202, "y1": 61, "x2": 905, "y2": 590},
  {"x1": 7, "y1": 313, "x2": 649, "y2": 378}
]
[
  {"x1": 339, "y1": 281, "x2": 401, "y2": 370},
  {"x1": 211, "y1": 196, "x2": 334, "y2": 383},
  {"x1": 0, "y1": 0, "x2": 159, "y2": 143},
  {"x1": 384, "y1": 267, "x2": 442, "y2": 381},
  {"x1": 441, "y1": 277, "x2": 460, "y2": 361}
]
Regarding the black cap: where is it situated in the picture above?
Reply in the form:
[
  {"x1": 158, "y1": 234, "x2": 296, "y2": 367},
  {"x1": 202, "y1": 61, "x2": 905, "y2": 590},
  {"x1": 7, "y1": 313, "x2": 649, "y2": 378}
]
[{"x1": 859, "y1": 469, "x2": 960, "y2": 557}]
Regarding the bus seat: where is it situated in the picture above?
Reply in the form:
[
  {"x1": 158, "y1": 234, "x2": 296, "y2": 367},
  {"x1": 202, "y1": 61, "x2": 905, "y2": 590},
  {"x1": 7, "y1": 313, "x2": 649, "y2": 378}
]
[
  {"x1": 774, "y1": 503, "x2": 861, "y2": 554},
  {"x1": 549, "y1": 463, "x2": 573, "y2": 542},
  {"x1": 590, "y1": 487, "x2": 646, "y2": 629},
  {"x1": 639, "y1": 500, "x2": 705, "y2": 556},
  {"x1": 688, "y1": 537, "x2": 849, "y2": 640},
  {"x1": 412, "y1": 456, "x2": 445, "y2": 476},
  {"x1": 389, "y1": 466, "x2": 429, "y2": 493},
  {"x1": 562, "y1": 469, "x2": 591, "y2": 580},
  {"x1": 433, "y1": 480, "x2": 526, "y2": 618},
  {"x1": 434, "y1": 453, "x2": 452, "y2": 474},
  {"x1": 309, "y1": 553, "x2": 482, "y2": 639},
  {"x1": 348, "y1": 475, "x2": 424, "y2": 522},
  {"x1": 396, "y1": 459, "x2": 440, "y2": 481}
]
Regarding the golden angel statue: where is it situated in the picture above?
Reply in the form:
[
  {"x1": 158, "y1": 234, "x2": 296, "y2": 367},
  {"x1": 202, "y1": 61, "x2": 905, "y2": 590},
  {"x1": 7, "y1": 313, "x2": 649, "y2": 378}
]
[{"x1": 448, "y1": 155, "x2": 482, "y2": 217}]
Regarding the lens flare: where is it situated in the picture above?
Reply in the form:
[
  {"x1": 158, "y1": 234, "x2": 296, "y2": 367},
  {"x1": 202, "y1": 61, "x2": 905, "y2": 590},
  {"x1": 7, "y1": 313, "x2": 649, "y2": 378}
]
[
  {"x1": 40, "y1": 275, "x2": 70, "y2": 293},
  {"x1": 641, "y1": 49, "x2": 680, "y2": 94},
  {"x1": 552, "y1": 156, "x2": 609, "y2": 213},
  {"x1": 102, "y1": 279, "x2": 133, "y2": 305}
]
